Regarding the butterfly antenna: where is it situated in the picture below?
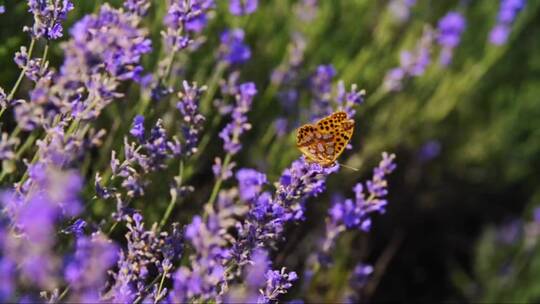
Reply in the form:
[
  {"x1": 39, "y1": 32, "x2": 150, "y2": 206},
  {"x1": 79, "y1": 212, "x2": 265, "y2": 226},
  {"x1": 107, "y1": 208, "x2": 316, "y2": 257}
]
[{"x1": 338, "y1": 162, "x2": 359, "y2": 171}]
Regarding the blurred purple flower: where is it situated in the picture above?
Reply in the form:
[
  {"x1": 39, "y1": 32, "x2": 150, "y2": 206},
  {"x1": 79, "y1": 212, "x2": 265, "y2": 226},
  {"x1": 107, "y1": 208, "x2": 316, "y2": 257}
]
[
  {"x1": 213, "y1": 157, "x2": 236, "y2": 180},
  {"x1": 0, "y1": 133, "x2": 20, "y2": 162},
  {"x1": 230, "y1": 0, "x2": 258, "y2": 15},
  {"x1": 65, "y1": 232, "x2": 118, "y2": 302},
  {"x1": 437, "y1": 12, "x2": 466, "y2": 65},
  {"x1": 274, "y1": 117, "x2": 288, "y2": 138},
  {"x1": 218, "y1": 29, "x2": 251, "y2": 65},
  {"x1": 295, "y1": 0, "x2": 318, "y2": 22},
  {"x1": 489, "y1": 25, "x2": 510, "y2": 45},
  {"x1": 0, "y1": 164, "x2": 83, "y2": 290},
  {"x1": 384, "y1": 28, "x2": 434, "y2": 91},
  {"x1": 419, "y1": 140, "x2": 441, "y2": 162},
  {"x1": 322, "y1": 153, "x2": 396, "y2": 257},
  {"x1": 14, "y1": 46, "x2": 44, "y2": 82},
  {"x1": 272, "y1": 33, "x2": 306, "y2": 113},
  {"x1": 177, "y1": 81, "x2": 206, "y2": 156},
  {"x1": 310, "y1": 64, "x2": 336, "y2": 119},
  {"x1": 169, "y1": 214, "x2": 230, "y2": 302},
  {"x1": 219, "y1": 82, "x2": 257, "y2": 154},
  {"x1": 0, "y1": 6, "x2": 5, "y2": 14},
  {"x1": 388, "y1": 0, "x2": 416, "y2": 23},
  {"x1": 124, "y1": 0, "x2": 151, "y2": 16},
  {"x1": 261, "y1": 268, "x2": 298, "y2": 302},
  {"x1": 25, "y1": 0, "x2": 74, "y2": 39},
  {"x1": 236, "y1": 168, "x2": 267, "y2": 201},
  {"x1": 163, "y1": 0, "x2": 215, "y2": 51},
  {"x1": 130, "y1": 115, "x2": 146, "y2": 142},
  {"x1": 489, "y1": 0, "x2": 525, "y2": 45},
  {"x1": 336, "y1": 81, "x2": 366, "y2": 118}
]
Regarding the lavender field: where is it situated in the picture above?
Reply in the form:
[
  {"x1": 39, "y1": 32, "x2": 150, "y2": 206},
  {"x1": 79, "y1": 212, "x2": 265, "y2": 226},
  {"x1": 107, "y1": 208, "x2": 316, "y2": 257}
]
[{"x1": 0, "y1": 0, "x2": 539, "y2": 302}]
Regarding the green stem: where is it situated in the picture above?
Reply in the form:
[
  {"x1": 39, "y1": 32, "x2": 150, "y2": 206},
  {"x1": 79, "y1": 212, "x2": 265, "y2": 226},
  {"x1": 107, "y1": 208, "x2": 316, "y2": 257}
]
[
  {"x1": 159, "y1": 160, "x2": 184, "y2": 230},
  {"x1": 40, "y1": 43, "x2": 49, "y2": 71},
  {"x1": 154, "y1": 269, "x2": 169, "y2": 304},
  {"x1": 0, "y1": 39, "x2": 36, "y2": 120},
  {"x1": 7, "y1": 39, "x2": 36, "y2": 101},
  {"x1": 57, "y1": 286, "x2": 70, "y2": 302},
  {"x1": 200, "y1": 62, "x2": 227, "y2": 114},
  {"x1": 207, "y1": 153, "x2": 232, "y2": 207}
]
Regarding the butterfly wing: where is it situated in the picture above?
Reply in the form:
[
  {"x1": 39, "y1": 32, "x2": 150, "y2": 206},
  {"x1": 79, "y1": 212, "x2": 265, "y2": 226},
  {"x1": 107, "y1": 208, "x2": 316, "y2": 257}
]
[
  {"x1": 296, "y1": 112, "x2": 355, "y2": 167},
  {"x1": 332, "y1": 118, "x2": 355, "y2": 160},
  {"x1": 296, "y1": 124, "x2": 337, "y2": 166}
]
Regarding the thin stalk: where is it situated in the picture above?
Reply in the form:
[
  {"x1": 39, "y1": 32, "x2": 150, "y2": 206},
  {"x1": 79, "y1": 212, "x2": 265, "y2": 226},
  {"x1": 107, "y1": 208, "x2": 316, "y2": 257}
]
[
  {"x1": 200, "y1": 62, "x2": 227, "y2": 114},
  {"x1": 158, "y1": 160, "x2": 184, "y2": 230},
  {"x1": 40, "y1": 43, "x2": 49, "y2": 70},
  {"x1": 7, "y1": 39, "x2": 36, "y2": 101},
  {"x1": 206, "y1": 153, "x2": 232, "y2": 207},
  {"x1": 154, "y1": 268, "x2": 169, "y2": 304},
  {"x1": 0, "y1": 39, "x2": 36, "y2": 119}
]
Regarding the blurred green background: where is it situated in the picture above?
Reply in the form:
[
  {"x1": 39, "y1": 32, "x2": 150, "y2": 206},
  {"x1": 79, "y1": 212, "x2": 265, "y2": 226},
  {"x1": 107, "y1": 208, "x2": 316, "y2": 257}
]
[{"x1": 1, "y1": 0, "x2": 540, "y2": 302}]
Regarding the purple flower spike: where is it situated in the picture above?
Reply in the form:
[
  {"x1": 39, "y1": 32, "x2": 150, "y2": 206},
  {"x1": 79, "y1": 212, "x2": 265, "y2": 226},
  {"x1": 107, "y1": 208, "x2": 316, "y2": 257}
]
[
  {"x1": 321, "y1": 152, "x2": 397, "y2": 258},
  {"x1": 218, "y1": 29, "x2": 251, "y2": 65},
  {"x1": 130, "y1": 115, "x2": 145, "y2": 142},
  {"x1": 229, "y1": 0, "x2": 258, "y2": 16},
  {"x1": 437, "y1": 12, "x2": 466, "y2": 65},
  {"x1": 384, "y1": 28, "x2": 434, "y2": 91},
  {"x1": 489, "y1": 0, "x2": 526, "y2": 45},
  {"x1": 163, "y1": 0, "x2": 215, "y2": 51},
  {"x1": 310, "y1": 64, "x2": 336, "y2": 119},
  {"x1": 219, "y1": 82, "x2": 257, "y2": 155},
  {"x1": 236, "y1": 168, "x2": 267, "y2": 201},
  {"x1": 25, "y1": 0, "x2": 74, "y2": 39},
  {"x1": 177, "y1": 81, "x2": 206, "y2": 156}
]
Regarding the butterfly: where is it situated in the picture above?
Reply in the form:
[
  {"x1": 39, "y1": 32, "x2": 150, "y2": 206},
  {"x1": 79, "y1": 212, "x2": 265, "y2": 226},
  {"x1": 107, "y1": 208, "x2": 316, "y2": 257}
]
[{"x1": 296, "y1": 111, "x2": 355, "y2": 167}]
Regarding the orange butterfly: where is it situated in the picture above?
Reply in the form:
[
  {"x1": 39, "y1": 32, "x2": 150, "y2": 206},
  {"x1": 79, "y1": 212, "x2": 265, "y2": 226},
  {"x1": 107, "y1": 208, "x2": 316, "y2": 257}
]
[{"x1": 296, "y1": 111, "x2": 355, "y2": 167}]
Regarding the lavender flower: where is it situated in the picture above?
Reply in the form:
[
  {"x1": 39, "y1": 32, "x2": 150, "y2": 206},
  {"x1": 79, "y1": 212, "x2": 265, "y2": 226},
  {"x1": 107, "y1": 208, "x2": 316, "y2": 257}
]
[
  {"x1": 229, "y1": 0, "x2": 258, "y2": 16},
  {"x1": 109, "y1": 214, "x2": 183, "y2": 302},
  {"x1": 321, "y1": 153, "x2": 396, "y2": 257},
  {"x1": 0, "y1": 6, "x2": 5, "y2": 14},
  {"x1": 310, "y1": 64, "x2": 336, "y2": 119},
  {"x1": 418, "y1": 140, "x2": 441, "y2": 162},
  {"x1": 0, "y1": 258, "x2": 15, "y2": 301},
  {"x1": 489, "y1": 0, "x2": 526, "y2": 45},
  {"x1": 65, "y1": 232, "x2": 118, "y2": 302},
  {"x1": 343, "y1": 263, "x2": 374, "y2": 302},
  {"x1": 226, "y1": 249, "x2": 298, "y2": 303},
  {"x1": 236, "y1": 168, "x2": 267, "y2": 201},
  {"x1": 294, "y1": 0, "x2": 318, "y2": 22},
  {"x1": 388, "y1": 0, "x2": 416, "y2": 23},
  {"x1": 169, "y1": 214, "x2": 231, "y2": 302},
  {"x1": 231, "y1": 158, "x2": 337, "y2": 271},
  {"x1": 0, "y1": 87, "x2": 7, "y2": 108},
  {"x1": 124, "y1": 0, "x2": 151, "y2": 17},
  {"x1": 0, "y1": 164, "x2": 83, "y2": 290},
  {"x1": 25, "y1": 0, "x2": 74, "y2": 39},
  {"x1": 384, "y1": 28, "x2": 434, "y2": 91},
  {"x1": 213, "y1": 157, "x2": 237, "y2": 180},
  {"x1": 0, "y1": 133, "x2": 20, "y2": 162},
  {"x1": 130, "y1": 115, "x2": 145, "y2": 142},
  {"x1": 437, "y1": 12, "x2": 466, "y2": 65},
  {"x1": 335, "y1": 81, "x2": 366, "y2": 118},
  {"x1": 218, "y1": 29, "x2": 251, "y2": 65},
  {"x1": 177, "y1": 81, "x2": 206, "y2": 156},
  {"x1": 261, "y1": 268, "x2": 298, "y2": 302},
  {"x1": 219, "y1": 82, "x2": 257, "y2": 154},
  {"x1": 14, "y1": 46, "x2": 44, "y2": 82},
  {"x1": 163, "y1": 0, "x2": 215, "y2": 51}
]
